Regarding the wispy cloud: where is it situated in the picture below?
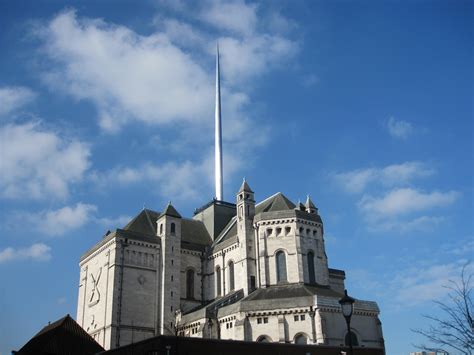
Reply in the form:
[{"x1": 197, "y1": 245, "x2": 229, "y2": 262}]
[
  {"x1": 0, "y1": 86, "x2": 36, "y2": 116},
  {"x1": 358, "y1": 188, "x2": 459, "y2": 218},
  {"x1": 332, "y1": 161, "x2": 435, "y2": 194},
  {"x1": 386, "y1": 116, "x2": 413, "y2": 139},
  {"x1": 0, "y1": 243, "x2": 52, "y2": 264},
  {"x1": 11, "y1": 203, "x2": 130, "y2": 237},
  {"x1": 0, "y1": 121, "x2": 90, "y2": 200}
]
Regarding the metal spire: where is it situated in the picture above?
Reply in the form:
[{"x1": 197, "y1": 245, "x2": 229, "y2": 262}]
[{"x1": 215, "y1": 43, "x2": 223, "y2": 201}]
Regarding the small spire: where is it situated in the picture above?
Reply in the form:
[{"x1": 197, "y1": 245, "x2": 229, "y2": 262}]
[
  {"x1": 162, "y1": 201, "x2": 181, "y2": 218},
  {"x1": 238, "y1": 178, "x2": 253, "y2": 193}
]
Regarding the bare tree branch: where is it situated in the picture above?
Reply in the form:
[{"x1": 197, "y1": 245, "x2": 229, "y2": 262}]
[{"x1": 411, "y1": 262, "x2": 474, "y2": 355}]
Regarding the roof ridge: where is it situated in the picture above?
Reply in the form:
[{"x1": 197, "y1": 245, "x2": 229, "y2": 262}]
[{"x1": 256, "y1": 191, "x2": 282, "y2": 206}]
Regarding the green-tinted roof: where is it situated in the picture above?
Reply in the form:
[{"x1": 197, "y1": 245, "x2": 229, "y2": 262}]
[{"x1": 255, "y1": 192, "x2": 296, "y2": 214}]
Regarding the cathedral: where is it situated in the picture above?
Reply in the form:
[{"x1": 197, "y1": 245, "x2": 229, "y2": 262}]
[{"x1": 76, "y1": 49, "x2": 385, "y2": 351}]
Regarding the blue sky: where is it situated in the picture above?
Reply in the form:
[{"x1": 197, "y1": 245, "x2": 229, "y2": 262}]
[{"x1": 0, "y1": 1, "x2": 472, "y2": 354}]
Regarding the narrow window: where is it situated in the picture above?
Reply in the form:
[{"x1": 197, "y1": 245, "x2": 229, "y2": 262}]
[
  {"x1": 160, "y1": 223, "x2": 163, "y2": 235},
  {"x1": 263, "y1": 317, "x2": 268, "y2": 324},
  {"x1": 276, "y1": 251, "x2": 287, "y2": 283},
  {"x1": 308, "y1": 251, "x2": 316, "y2": 284},
  {"x1": 186, "y1": 269, "x2": 195, "y2": 299},
  {"x1": 257, "y1": 318, "x2": 262, "y2": 324},
  {"x1": 228, "y1": 261, "x2": 235, "y2": 291},
  {"x1": 276, "y1": 227, "x2": 282, "y2": 236},
  {"x1": 294, "y1": 315, "x2": 299, "y2": 322},
  {"x1": 300, "y1": 315, "x2": 305, "y2": 321},
  {"x1": 285, "y1": 226, "x2": 291, "y2": 235},
  {"x1": 170, "y1": 222, "x2": 176, "y2": 235},
  {"x1": 250, "y1": 276, "x2": 256, "y2": 291},
  {"x1": 216, "y1": 266, "x2": 222, "y2": 296}
]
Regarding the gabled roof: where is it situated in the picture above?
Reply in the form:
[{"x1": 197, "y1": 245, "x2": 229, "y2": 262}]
[
  {"x1": 162, "y1": 202, "x2": 182, "y2": 218},
  {"x1": 255, "y1": 192, "x2": 296, "y2": 214},
  {"x1": 123, "y1": 209, "x2": 160, "y2": 235},
  {"x1": 15, "y1": 314, "x2": 104, "y2": 355}
]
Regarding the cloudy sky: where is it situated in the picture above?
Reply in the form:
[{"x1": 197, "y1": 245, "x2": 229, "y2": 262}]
[{"x1": 0, "y1": 1, "x2": 472, "y2": 354}]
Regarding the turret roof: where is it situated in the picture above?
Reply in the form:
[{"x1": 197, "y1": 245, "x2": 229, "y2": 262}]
[
  {"x1": 162, "y1": 202, "x2": 182, "y2": 218},
  {"x1": 238, "y1": 178, "x2": 253, "y2": 193}
]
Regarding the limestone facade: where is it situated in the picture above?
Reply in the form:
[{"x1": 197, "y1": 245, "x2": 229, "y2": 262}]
[{"x1": 77, "y1": 181, "x2": 384, "y2": 350}]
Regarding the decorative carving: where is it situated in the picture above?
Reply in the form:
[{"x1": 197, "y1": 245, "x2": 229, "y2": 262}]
[{"x1": 89, "y1": 268, "x2": 102, "y2": 306}]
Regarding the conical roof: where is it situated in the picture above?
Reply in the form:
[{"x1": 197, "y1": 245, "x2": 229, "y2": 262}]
[
  {"x1": 162, "y1": 202, "x2": 182, "y2": 218},
  {"x1": 305, "y1": 195, "x2": 316, "y2": 209},
  {"x1": 238, "y1": 178, "x2": 253, "y2": 193}
]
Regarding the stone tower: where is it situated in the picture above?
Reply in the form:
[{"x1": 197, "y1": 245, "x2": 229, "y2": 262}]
[
  {"x1": 157, "y1": 202, "x2": 182, "y2": 335},
  {"x1": 236, "y1": 179, "x2": 257, "y2": 295}
]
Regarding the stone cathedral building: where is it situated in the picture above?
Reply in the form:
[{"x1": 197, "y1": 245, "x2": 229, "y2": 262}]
[{"x1": 76, "y1": 50, "x2": 385, "y2": 351}]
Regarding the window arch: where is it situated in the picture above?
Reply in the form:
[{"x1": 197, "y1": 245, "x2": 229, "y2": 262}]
[
  {"x1": 216, "y1": 266, "x2": 222, "y2": 296},
  {"x1": 345, "y1": 331, "x2": 359, "y2": 346},
  {"x1": 308, "y1": 251, "x2": 316, "y2": 284},
  {"x1": 276, "y1": 251, "x2": 287, "y2": 283},
  {"x1": 294, "y1": 333, "x2": 309, "y2": 345},
  {"x1": 159, "y1": 223, "x2": 163, "y2": 235},
  {"x1": 256, "y1": 335, "x2": 271, "y2": 343},
  {"x1": 228, "y1": 261, "x2": 235, "y2": 291},
  {"x1": 186, "y1": 269, "x2": 194, "y2": 299},
  {"x1": 170, "y1": 222, "x2": 176, "y2": 235}
]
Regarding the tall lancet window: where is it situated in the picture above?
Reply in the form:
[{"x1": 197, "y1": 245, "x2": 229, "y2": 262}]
[
  {"x1": 276, "y1": 251, "x2": 287, "y2": 283},
  {"x1": 186, "y1": 269, "x2": 194, "y2": 299},
  {"x1": 216, "y1": 266, "x2": 222, "y2": 296},
  {"x1": 308, "y1": 251, "x2": 316, "y2": 284},
  {"x1": 170, "y1": 222, "x2": 176, "y2": 235},
  {"x1": 228, "y1": 261, "x2": 235, "y2": 291}
]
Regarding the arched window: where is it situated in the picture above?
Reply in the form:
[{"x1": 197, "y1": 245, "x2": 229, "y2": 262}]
[
  {"x1": 228, "y1": 261, "x2": 235, "y2": 291},
  {"x1": 276, "y1": 251, "x2": 287, "y2": 283},
  {"x1": 257, "y1": 335, "x2": 271, "y2": 343},
  {"x1": 216, "y1": 266, "x2": 222, "y2": 296},
  {"x1": 170, "y1": 222, "x2": 176, "y2": 235},
  {"x1": 186, "y1": 269, "x2": 194, "y2": 299},
  {"x1": 308, "y1": 251, "x2": 316, "y2": 284},
  {"x1": 159, "y1": 223, "x2": 163, "y2": 235},
  {"x1": 345, "y1": 331, "x2": 359, "y2": 346},
  {"x1": 294, "y1": 333, "x2": 308, "y2": 345}
]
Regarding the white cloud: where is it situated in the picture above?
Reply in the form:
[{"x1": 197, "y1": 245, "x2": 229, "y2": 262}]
[
  {"x1": 199, "y1": 0, "x2": 258, "y2": 36},
  {"x1": 36, "y1": 9, "x2": 297, "y2": 132},
  {"x1": 0, "y1": 122, "x2": 90, "y2": 199},
  {"x1": 14, "y1": 203, "x2": 130, "y2": 236},
  {"x1": 387, "y1": 116, "x2": 413, "y2": 139},
  {"x1": 0, "y1": 86, "x2": 36, "y2": 116},
  {"x1": 0, "y1": 243, "x2": 52, "y2": 264},
  {"x1": 358, "y1": 188, "x2": 459, "y2": 218},
  {"x1": 218, "y1": 34, "x2": 298, "y2": 84},
  {"x1": 392, "y1": 262, "x2": 473, "y2": 306},
  {"x1": 332, "y1": 161, "x2": 435, "y2": 194},
  {"x1": 29, "y1": 203, "x2": 97, "y2": 236},
  {"x1": 37, "y1": 10, "x2": 213, "y2": 132}
]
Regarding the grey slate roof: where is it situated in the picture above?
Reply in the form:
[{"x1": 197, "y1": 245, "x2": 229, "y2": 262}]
[
  {"x1": 238, "y1": 179, "x2": 253, "y2": 193},
  {"x1": 123, "y1": 209, "x2": 160, "y2": 235},
  {"x1": 162, "y1": 202, "x2": 182, "y2": 218},
  {"x1": 181, "y1": 218, "x2": 212, "y2": 248},
  {"x1": 255, "y1": 192, "x2": 296, "y2": 214}
]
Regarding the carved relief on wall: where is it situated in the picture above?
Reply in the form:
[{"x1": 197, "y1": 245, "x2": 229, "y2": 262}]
[{"x1": 89, "y1": 267, "x2": 102, "y2": 306}]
